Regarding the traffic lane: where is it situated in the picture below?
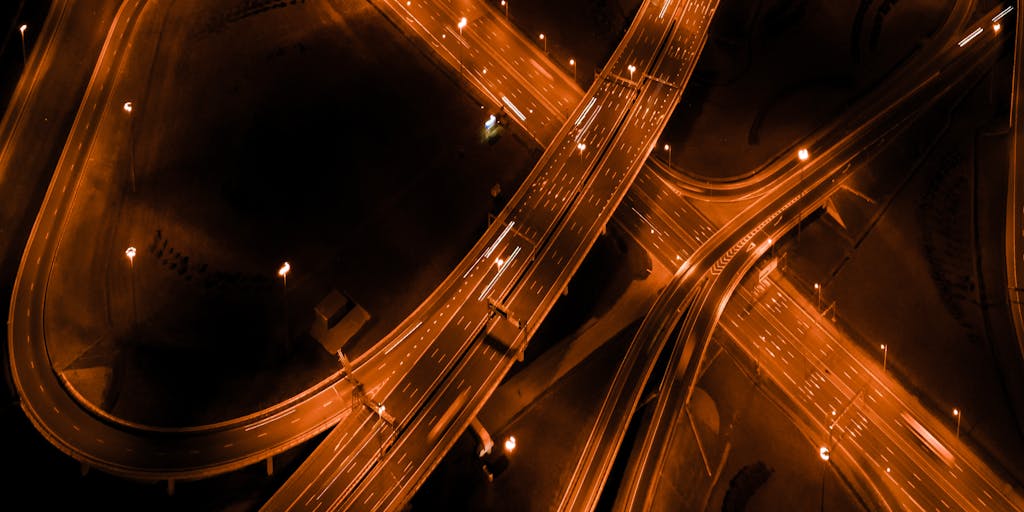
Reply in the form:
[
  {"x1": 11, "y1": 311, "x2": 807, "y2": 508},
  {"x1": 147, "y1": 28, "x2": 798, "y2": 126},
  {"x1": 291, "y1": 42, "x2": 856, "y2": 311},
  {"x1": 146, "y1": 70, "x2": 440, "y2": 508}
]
[
  {"x1": 375, "y1": 0, "x2": 574, "y2": 140},
  {"x1": 722, "y1": 276, "x2": 1014, "y2": 510},
  {"x1": 279, "y1": 228, "x2": 536, "y2": 506}
]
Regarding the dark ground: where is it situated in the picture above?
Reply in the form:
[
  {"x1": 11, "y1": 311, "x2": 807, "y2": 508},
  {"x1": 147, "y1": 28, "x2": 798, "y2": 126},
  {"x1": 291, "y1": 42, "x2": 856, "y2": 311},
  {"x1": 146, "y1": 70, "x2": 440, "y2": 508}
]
[
  {"x1": 44, "y1": 0, "x2": 537, "y2": 427},
  {"x1": 662, "y1": 0, "x2": 951, "y2": 180}
]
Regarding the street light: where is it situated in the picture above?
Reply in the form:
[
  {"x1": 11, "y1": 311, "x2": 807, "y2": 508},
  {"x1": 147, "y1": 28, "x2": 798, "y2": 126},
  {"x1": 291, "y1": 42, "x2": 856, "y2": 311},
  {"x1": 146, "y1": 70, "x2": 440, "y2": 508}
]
[
  {"x1": 953, "y1": 408, "x2": 961, "y2": 438},
  {"x1": 663, "y1": 143, "x2": 671, "y2": 166},
  {"x1": 819, "y1": 446, "x2": 831, "y2": 511},
  {"x1": 539, "y1": 33, "x2": 546, "y2": 52},
  {"x1": 19, "y1": 24, "x2": 27, "y2": 64},
  {"x1": 814, "y1": 282, "x2": 821, "y2": 310},
  {"x1": 123, "y1": 101, "x2": 136, "y2": 192},
  {"x1": 577, "y1": 142, "x2": 586, "y2": 162},
  {"x1": 627, "y1": 64, "x2": 636, "y2": 80},
  {"x1": 798, "y1": 147, "x2": 810, "y2": 161},
  {"x1": 500, "y1": 0, "x2": 508, "y2": 17},
  {"x1": 125, "y1": 246, "x2": 137, "y2": 326},
  {"x1": 880, "y1": 344, "x2": 888, "y2": 373},
  {"x1": 278, "y1": 261, "x2": 291, "y2": 289},
  {"x1": 457, "y1": 17, "x2": 468, "y2": 74},
  {"x1": 504, "y1": 435, "x2": 516, "y2": 453},
  {"x1": 569, "y1": 58, "x2": 576, "y2": 81}
]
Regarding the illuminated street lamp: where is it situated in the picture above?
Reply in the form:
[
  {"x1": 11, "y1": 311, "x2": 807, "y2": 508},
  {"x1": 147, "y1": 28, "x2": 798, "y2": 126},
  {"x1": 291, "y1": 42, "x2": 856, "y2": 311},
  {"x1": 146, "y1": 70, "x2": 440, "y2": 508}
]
[
  {"x1": 663, "y1": 143, "x2": 671, "y2": 166},
  {"x1": 569, "y1": 58, "x2": 576, "y2": 81},
  {"x1": 457, "y1": 17, "x2": 468, "y2": 74},
  {"x1": 953, "y1": 408, "x2": 961, "y2": 438},
  {"x1": 504, "y1": 435, "x2": 516, "y2": 453},
  {"x1": 500, "y1": 0, "x2": 508, "y2": 17},
  {"x1": 19, "y1": 25, "x2": 27, "y2": 64},
  {"x1": 819, "y1": 446, "x2": 831, "y2": 511},
  {"x1": 539, "y1": 33, "x2": 546, "y2": 52},
  {"x1": 123, "y1": 101, "x2": 136, "y2": 192},
  {"x1": 577, "y1": 142, "x2": 586, "y2": 162},
  {"x1": 798, "y1": 147, "x2": 810, "y2": 161},
  {"x1": 627, "y1": 64, "x2": 636, "y2": 80},
  {"x1": 994, "y1": 22, "x2": 1002, "y2": 33},
  {"x1": 279, "y1": 261, "x2": 291, "y2": 345},
  {"x1": 125, "y1": 246, "x2": 137, "y2": 326},
  {"x1": 814, "y1": 282, "x2": 821, "y2": 310},
  {"x1": 278, "y1": 261, "x2": 291, "y2": 289},
  {"x1": 880, "y1": 344, "x2": 888, "y2": 373}
]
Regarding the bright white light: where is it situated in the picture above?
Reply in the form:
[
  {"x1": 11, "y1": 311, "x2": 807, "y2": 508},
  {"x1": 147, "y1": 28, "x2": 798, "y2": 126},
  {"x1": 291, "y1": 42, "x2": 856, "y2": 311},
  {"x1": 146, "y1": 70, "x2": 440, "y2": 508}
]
[
  {"x1": 504, "y1": 436, "x2": 516, "y2": 452},
  {"x1": 797, "y1": 148, "x2": 809, "y2": 161},
  {"x1": 958, "y1": 27, "x2": 983, "y2": 47},
  {"x1": 819, "y1": 446, "x2": 830, "y2": 461},
  {"x1": 278, "y1": 262, "x2": 291, "y2": 277},
  {"x1": 125, "y1": 247, "x2": 136, "y2": 260}
]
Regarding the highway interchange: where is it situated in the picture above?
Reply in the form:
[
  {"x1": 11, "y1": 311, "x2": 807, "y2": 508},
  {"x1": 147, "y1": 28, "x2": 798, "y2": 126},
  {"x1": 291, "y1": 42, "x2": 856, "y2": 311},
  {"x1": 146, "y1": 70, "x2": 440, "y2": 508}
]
[{"x1": 4, "y1": 0, "x2": 1024, "y2": 510}]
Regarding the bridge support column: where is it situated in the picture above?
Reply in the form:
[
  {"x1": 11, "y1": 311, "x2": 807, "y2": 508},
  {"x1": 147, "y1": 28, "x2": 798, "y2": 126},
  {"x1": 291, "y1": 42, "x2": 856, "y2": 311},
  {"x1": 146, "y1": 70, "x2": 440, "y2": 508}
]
[
  {"x1": 167, "y1": 478, "x2": 175, "y2": 496},
  {"x1": 469, "y1": 417, "x2": 494, "y2": 457},
  {"x1": 267, "y1": 456, "x2": 274, "y2": 476}
]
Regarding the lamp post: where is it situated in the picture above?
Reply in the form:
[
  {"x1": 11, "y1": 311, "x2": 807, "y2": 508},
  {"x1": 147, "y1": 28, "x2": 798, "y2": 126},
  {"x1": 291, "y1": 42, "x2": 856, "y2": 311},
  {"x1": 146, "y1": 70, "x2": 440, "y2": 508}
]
[
  {"x1": 500, "y1": 0, "x2": 508, "y2": 17},
  {"x1": 819, "y1": 446, "x2": 831, "y2": 511},
  {"x1": 123, "y1": 101, "x2": 136, "y2": 192},
  {"x1": 569, "y1": 58, "x2": 576, "y2": 82},
  {"x1": 278, "y1": 261, "x2": 290, "y2": 289},
  {"x1": 577, "y1": 142, "x2": 586, "y2": 162},
  {"x1": 880, "y1": 344, "x2": 888, "y2": 373},
  {"x1": 539, "y1": 33, "x2": 546, "y2": 52},
  {"x1": 953, "y1": 408, "x2": 961, "y2": 438},
  {"x1": 278, "y1": 261, "x2": 291, "y2": 346},
  {"x1": 814, "y1": 282, "x2": 821, "y2": 310},
  {"x1": 125, "y1": 247, "x2": 137, "y2": 327},
  {"x1": 663, "y1": 143, "x2": 671, "y2": 166},
  {"x1": 19, "y1": 25, "x2": 27, "y2": 65},
  {"x1": 627, "y1": 64, "x2": 636, "y2": 81}
]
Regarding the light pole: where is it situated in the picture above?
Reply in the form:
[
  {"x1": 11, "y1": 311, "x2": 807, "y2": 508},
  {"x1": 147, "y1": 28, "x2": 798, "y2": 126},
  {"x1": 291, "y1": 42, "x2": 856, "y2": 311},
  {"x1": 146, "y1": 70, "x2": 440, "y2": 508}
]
[
  {"x1": 539, "y1": 33, "x2": 546, "y2": 52},
  {"x1": 123, "y1": 101, "x2": 136, "y2": 192},
  {"x1": 125, "y1": 246, "x2": 137, "y2": 327},
  {"x1": 278, "y1": 261, "x2": 290, "y2": 290},
  {"x1": 880, "y1": 344, "x2": 888, "y2": 373},
  {"x1": 500, "y1": 0, "x2": 508, "y2": 17},
  {"x1": 663, "y1": 143, "x2": 671, "y2": 166},
  {"x1": 953, "y1": 408, "x2": 961, "y2": 438},
  {"x1": 279, "y1": 261, "x2": 291, "y2": 346},
  {"x1": 19, "y1": 24, "x2": 27, "y2": 65},
  {"x1": 457, "y1": 17, "x2": 468, "y2": 74},
  {"x1": 767, "y1": 237, "x2": 774, "y2": 259},
  {"x1": 814, "y1": 282, "x2": 821, "y2": 310},
  {"x1": 627, "y1": 64, "x2": 636, "y2": 81},
  {"x1": 577, "y1": 142, "x2": 586, "y2": 162},
  {"x1": 819, "y1": 446, "x2": 831, "y2": 511},
  {"x1": 569, "y1": 58, "x2": 576, "y2": 82}
]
